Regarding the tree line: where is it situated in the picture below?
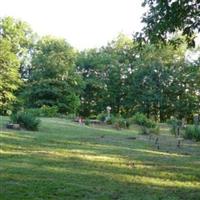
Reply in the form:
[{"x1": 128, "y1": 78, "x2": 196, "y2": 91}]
[{"x1": 0, "y1": 12, "x2": 199, "y2": 122}]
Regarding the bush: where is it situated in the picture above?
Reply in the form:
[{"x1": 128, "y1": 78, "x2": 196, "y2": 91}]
[
  {"x1": 131, "y1": 113, "x2": 157, "y2": 135},
  {"x1": 85, "y1": 118, "x2": 90, "y2": 126},
  {"x1": 11, "y1": 111, "x2": 40, "y2": 131},
  {"x1": 140, "y1": 126, "x2": 150, "y2": 134},
  {"x1": 97, "y1": 113, "x2": 107, "y2": 122},
  {"x1": 167, "y1": 117, "x2": 182, "y2": 135},
  {"x1": 106, "y1": 115, "x2": 115, "y2": 125},
  {"x1": 113, "y1": 117, "x2": 130, "y2": 129},
  {"x1": 97, "y1": 113, "x2": 116, "y2": 125},
  {"x1": 132, "y1": 113, "x2": 156, "y2": 128},
  {"x1": 66, "y1": 113, "x2": 76, "y2": 120},
  {"x1": 25, "y1": 108, "x2": 41, "y2": 117},
  {"x1": 40, "y1": 105, "x2": 58, "y2": 117},
  {"x1": 25, "y1": 105, "x2": 58, "y2": 117},
  {"x1": 89, "y1": 114, "x2": 97, "y2": 120},
  {"x1": 56, "y1": 113, "x2": 66, "y2": 118},
  {"x1": 184, "y1": 125, "x2": 200, "y2": 141},
  {"x1": 149, "y1": 126, "x2": 160, "y2": 135}
]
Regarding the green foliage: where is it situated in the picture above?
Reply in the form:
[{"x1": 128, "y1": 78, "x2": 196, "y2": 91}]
[
  {"x1": 66, "y1": 114, "x2": 76, "y2": 120},
  {"x1": 125, "y1": 43, "x2": 199, "y2": 122},
  {"x1": 184, "y1": 125, "x2": 200, "y2": 141},
  {"x1": 22, "y1": 36, "x2": 82, "y2": 114},
  {"x1": 97, "y1": 113, "x2": 107, "y2": 122},
  {"x1": 77, "y1": 34, "x2": 134, "y2": 116},
  {"x1": 132, "y1": 113, "x2": 157, "y2": 135},
  {"x1": 84, "y1": 118, "x2": 90, "y2": 126},
  {"x1": 24, "y1": 76, "x2": 81, "y2": 114},
  {"x1": 40, "y1": 105, "x2": 58, "y2": 117},
  {"x1": 132, "y1": 113, "x2": 156, "y2": 128},
  {"x1": 0, "y1": 38, "x2": 21, "y2": 114},
  {"x1": 113, "y1": 117, "x2": 129, "y2": 129},
  {"x1": 1, "y1": 16, "x2": 199, "y2": 125},
  {"x1": 31, "y1": 36, "x2": 75, "y2": 80},
  {"x1": 0, "y1": 16, "x2": 34, "y2": 54},
  {"x1": 167, "y1": 118, "x2": 178, "y2": 135},
  {"x1": 167, "y1": 118, "x2": 182, "y2": 135},
  {"x1": 26, "y1": 106, "x2": 58, "y2": 117},
  {"x1": 0, "y1": 16, "x2": 35, "y2": 79},
  {"x1": 88, "y1": 114, "x2": 97, "y2": 120},
  {"x1": 25, "y1": 108, "x2": 41, "y2": 117},
  {"x1": 141, "y1": 0, "x2": 199, "y2": 47},
  {"x1": 149, "y1": 126, "x2": 160, "y2": 135},
  {"x1": 106, "y1": 116, "x2": 114, "y2": 125},
  {"x1": 140, "y1": 126, "x2": 150, "y2": 135},
  {"x1": 11, "y1": 111, "x2": 40, "y2": 131}
]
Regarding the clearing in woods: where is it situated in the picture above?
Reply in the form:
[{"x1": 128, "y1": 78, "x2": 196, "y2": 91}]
[{"x1": 0, "y1": 117, "x2": 200, "y2": 200}]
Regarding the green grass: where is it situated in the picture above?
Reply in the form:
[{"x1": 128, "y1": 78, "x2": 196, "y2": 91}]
[{"x1": 0, "y1": 117, "x2": 200, "y2": 200}]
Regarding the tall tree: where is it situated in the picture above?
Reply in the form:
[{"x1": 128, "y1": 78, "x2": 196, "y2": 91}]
[
  {"x1": 76, "y1": 48, "x2": 110, "y2": 116},
  {"x1": 104, "y1": 34, "x2": 136, "y2": 115},
  {"x1": 126, "y1": 42, "x2": 199, "y2": 121},
  {"x1": 25, "y1": 36, "x2": 81, "y2": 113},
  {"x1": 0, "y1": 39, "x2": 21, "y2": 114},
  {"x1": 76, "y1": 34, "x2": 135, "y2": 116},
  {"x1": 0, "y1": 16, "x2": 35, "y2": 79}
]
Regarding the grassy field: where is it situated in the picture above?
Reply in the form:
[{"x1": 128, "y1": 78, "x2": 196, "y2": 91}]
[{"x1": 0, "y1": 117, "x2": 200, "y2": 200}]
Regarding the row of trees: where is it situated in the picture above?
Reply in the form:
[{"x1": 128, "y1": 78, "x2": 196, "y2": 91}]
[
  {"x1": 77, "y1": 35, "x2": 200, "y2": 121},
  {"x1": 0, "y1": 14, "x2": 199, "y2": 122}
]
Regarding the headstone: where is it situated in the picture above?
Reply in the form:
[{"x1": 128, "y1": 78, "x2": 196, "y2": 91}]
[
  {"x1": 6, "y1": 123, "x2": 20, "y2": 130},
  {"x1": 13, "y1": 124, "x2": 20, "y2": 130}
]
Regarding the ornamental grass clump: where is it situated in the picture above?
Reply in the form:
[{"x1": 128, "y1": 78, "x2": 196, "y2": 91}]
[{"x1": 11, "y1": 111, "x2": 40, "y2": 131}]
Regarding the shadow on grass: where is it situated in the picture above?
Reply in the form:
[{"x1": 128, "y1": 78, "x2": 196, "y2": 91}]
[
  {"x1": 1, "y1": 153, "x2": 200, "y2": 200},
  {"x1": 1, "y1": 118, "x2": 200, "y2": 200}
]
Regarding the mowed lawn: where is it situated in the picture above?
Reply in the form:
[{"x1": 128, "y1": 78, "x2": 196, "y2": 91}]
[{"x1": 0, "y1": 117, "x2": 200, "y2": 200}]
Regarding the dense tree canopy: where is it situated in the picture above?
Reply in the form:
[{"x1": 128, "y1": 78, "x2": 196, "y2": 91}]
[
  {"x1": 0, "y1": 16, "x2": 33, "y2": 113},
  {"x1": 141, "y1": 0, "x2": 200, "y2": 46},
  {"x1": 77, "y1": 34, "x2": 199, "y2": 121},
  {"x1": 0, "y1": 38, "x2": 21, "y2": 114},
  {"x1": 24, "y1": 36, "x2": 82, "y2": 113},
  {"x1": 30, "y1": 36, "x2": 75, "y2": 80},
  {"x1": 0, "y1": 16, "x2": 35, "y2": 79},
  {"x1": 126, "y1": 43, "x2": 200, "y2": 121},
  {"x1": 0, "y1": 16, "x2": 199, "y2": 122},
  {"x1": 76, "y1": 34, "x2": 135, "y2": 116}
]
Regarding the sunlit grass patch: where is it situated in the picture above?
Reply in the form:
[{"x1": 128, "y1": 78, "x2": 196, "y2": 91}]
[{"x1": 0, "y1": 117, "x2": 200, "y2": 200}]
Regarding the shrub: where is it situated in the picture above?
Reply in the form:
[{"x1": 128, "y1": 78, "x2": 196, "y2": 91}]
[
  {"x1": 113, "y1": 117, "x2": 130, "y2": 129},
  {"x1": 25, "y1": 105, "x2": 58, "y2": 117},
  {"x1": 66, "y1": 113, "x2": 76, "y2": 120},
  {"x1": 25, "y1": 108, "x2": 41, "y2": 117},
  {"x1": 140, "y1": 126, "x2": 150, "y2": 134},
  {"x1": 106, "y1": 115, "x2": 115, "y2": 125},
  {"x1": 89, "y1": 114, "x2": 97, "y2": 120},
  {"x1": 184, "y1": 125, "x2": 200, "y2": 141},
  {"x1": 132, "y1": 113, "x2": 156, "y2": 128},
  {"x1": 167, "y1": 117, "x2": 182, "y2": 135},
  {"x1": 11, "y1": 111, "x2": 40, "y2": 131},
  {"x1": 149, "y1": 126, "x2": 160, "y2": 135},
  {"x1": 97, "y1": 113, "x2": 107, "y2": 122},
  {"x1": 97, "y1": 113, "x2": 116, "y2": 125},
  {"x1": 85, "y1": 118, "x2": 90, "y2": 126},
  {"x1": 40, "y1": 105, "x2": 58, "y2": 117},
  {"x1": 56, "y1": 113, "x2": 66, "y2": 118},
  {"x1": 132, "y1": 113, "x2": 157, "y2": 135}
]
